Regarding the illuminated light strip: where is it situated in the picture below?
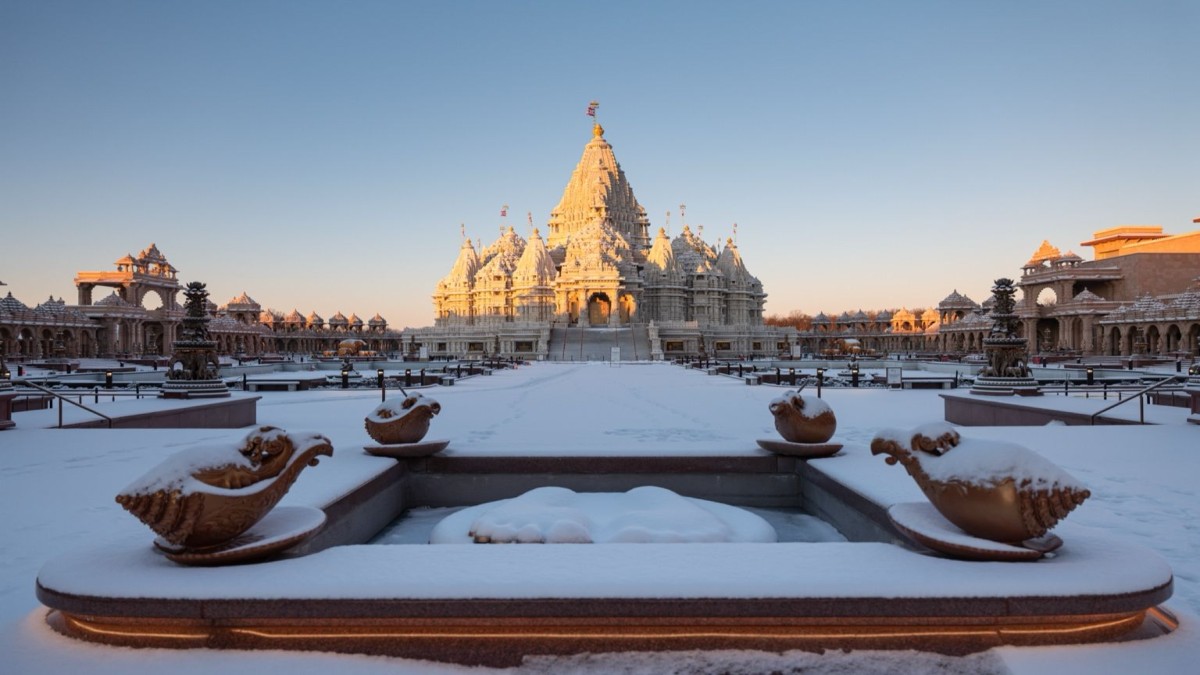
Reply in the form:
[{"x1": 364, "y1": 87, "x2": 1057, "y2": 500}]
[
  {"x1": 1000, "y1": 614, "x2": 1144, "y2": 637},
  {"x1": 234, "y1": 628, "x2": 1001, "y2": 640},
  {"x1": 231, "y1": 619, "x2": 1140, "y2": 641},
  {"x1": 58, "y1": 611, "x2": 1162, "y2": 646},
  {"x1": 63, "y1": 615, "x2": 210, "y2": 642}
]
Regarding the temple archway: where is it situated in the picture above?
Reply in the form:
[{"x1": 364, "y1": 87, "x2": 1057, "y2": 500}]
[
  {"x1": 140, "y1": 290, "x2": 164, "y2": 311},
  {"x1": 1036, "y1": 287, "x2": 1058, "y2": 307},
  {"x1": 1035, "y1": 318, "x2": 1059, "y2": 352},
  {"x1": 1145, "y1": 325, "x2": 1161, "y2": 355},
  {"x1": 588, "y1": 293, "x2": 611, "y2": 326},
  {"x1": 1165, "y1": 324, "x2": 1182, "y2": 353},
  {"x1": 1108, "y1": 326, "x2": 1122, "y2": 356}
]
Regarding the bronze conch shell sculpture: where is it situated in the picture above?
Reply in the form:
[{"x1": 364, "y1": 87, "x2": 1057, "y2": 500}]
[
  {"x1": 115, "y1": 426, "x2": 333, "y2": 549},
  {"x1": 769, "y1": 390, "x2": 836, "y2": 443},
  {"x1": 364, "y1": 393, "x2": 441, "y2": 444},
  {"x1": 870, "y1": 423, "x2": 1090, "y2": 544}
]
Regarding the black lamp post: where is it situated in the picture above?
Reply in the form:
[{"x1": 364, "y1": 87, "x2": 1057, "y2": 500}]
[{"x1": 377, "y1": 368, "x2": 385, "y2": 401}]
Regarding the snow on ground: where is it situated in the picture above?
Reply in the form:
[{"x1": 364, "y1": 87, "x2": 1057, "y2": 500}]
[{"x1": 2, "y1": 361, "x2": 1199, "y2": 673}]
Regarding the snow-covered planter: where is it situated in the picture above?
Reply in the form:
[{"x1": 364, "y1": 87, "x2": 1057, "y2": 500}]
[
  {"x1": 364, "y1": 393, "x2": 441, "y2": 444},
  {"x1": 768, "y1": 390, "x2": 836, "y2": 443}
]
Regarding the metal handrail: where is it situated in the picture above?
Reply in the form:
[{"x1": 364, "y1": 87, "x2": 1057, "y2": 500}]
[
  {"x1": 15, "y1": 379, "x2": 113, "y2": 429},
  {"x1": 1089, "y1": 375, "x2": 1188, "y2": 425}
]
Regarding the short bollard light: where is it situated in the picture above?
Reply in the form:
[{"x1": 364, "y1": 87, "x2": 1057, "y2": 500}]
[
  {"x1": 1086, "y1": 367, "x2": 1094, "y2": 385},
  {"x1": 851, "y1": 363, "x2": 860, "y2": 388},
  {"x1": 377, "y1": 368, "x2": 385, "y2": 401},
  {"x1": 105, "y1": 371, "x2": 113, "y2": 389},
  {"x1": 340, "y1": 367, "x2": 349, "y2": 389},
  {"x1": 789, "y1": 367, "x2": 796, "y2": 385},
  {"x1": 816, "y1": 367, "x2": 825, "y2": 398}
]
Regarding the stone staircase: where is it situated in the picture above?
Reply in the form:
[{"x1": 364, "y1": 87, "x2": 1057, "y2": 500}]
[{"x1": 547, "y1": 325, "x2": 653, "y2": 361}]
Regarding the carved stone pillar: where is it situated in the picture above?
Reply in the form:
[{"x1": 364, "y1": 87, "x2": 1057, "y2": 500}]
[{"x1": 1080, "y1": 316, "x2": 1094, "y2": 355}]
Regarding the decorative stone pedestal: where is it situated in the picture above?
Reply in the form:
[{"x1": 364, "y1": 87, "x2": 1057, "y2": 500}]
[
  {"x1": 969, "y1": 375, "x2": 1041, "y2": 396},
  {"x1": 159, "y1": 379, "x2": 233, "y2": 399},
  {"x1": 363, "y1": 439, "x2": 450, "y2": 458}
]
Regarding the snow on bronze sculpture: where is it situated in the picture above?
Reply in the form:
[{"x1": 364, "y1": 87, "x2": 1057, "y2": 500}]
[
  {"x1": 755, "y1": 390, "x2": 842, "y2": 458},
  {"x1": 115, "y1": 426, "x2": 332, "y2": 563},
  {"x1": 871, "y1": 422, "x2": 1090, "y2": 560},
  {"x1": 770, "y1": 390, "x2": 836, "y2": 443},
  {"x1": 364, "y1": 393, "x2": 441, "y2": 444},
  {"x1": 362, "y1": 392, "x2": 449, "y2": 458}
]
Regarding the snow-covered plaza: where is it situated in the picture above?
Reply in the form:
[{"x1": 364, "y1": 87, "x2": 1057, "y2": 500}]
[{"x1": 3, "y1": 361, "x2": 1199, "y2": 673}]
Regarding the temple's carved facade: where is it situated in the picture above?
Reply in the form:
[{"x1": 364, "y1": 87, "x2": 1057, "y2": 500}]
[
  {"x1": 432, "y1": 124, "x2": 767, "y2": 330},
  {"x1": 419, "y1": 123, "x2": 784, "y2": 360}
]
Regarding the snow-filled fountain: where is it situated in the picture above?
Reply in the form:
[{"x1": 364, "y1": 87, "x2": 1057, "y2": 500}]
[{"x1": 35, "y1": 363, "x2": 1178, "y2": 666}]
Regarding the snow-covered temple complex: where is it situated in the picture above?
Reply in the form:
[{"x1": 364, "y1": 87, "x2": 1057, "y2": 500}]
[
  {"x1": 0, "y1": 245, "x2": 407, "y2": 362},
  {"x1": 414, "y1": 122, "x2": 786, "y2": 360},
  {"x1": 792, "y1": 221, "x2": 1200, "y2": 360}
]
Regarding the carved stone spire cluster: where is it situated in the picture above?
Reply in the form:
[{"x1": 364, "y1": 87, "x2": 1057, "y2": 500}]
[
  {"x1": 546, "y1": 125, "x2": 650, "y2": 251},
  {"x1": 432, "y1": 121, "x2": 766, "y2": 328}
]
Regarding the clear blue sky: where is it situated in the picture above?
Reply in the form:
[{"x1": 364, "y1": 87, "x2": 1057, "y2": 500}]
[{"x1": 2, "y1": 0, "x2": 1196, "y2": 327}]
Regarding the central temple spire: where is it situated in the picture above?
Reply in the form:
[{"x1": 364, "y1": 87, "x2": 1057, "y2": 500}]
[{"x1": 545, "y1": 124, "x2": 651, "y2": 252}]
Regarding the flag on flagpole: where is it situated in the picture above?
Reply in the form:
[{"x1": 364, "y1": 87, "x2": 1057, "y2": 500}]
[
  {"x1": 586, "y1": 101, "x2": 598, "y2": 117},
  {"x1": 500, "y1": 205, "x2": 508, "y2": 217}
]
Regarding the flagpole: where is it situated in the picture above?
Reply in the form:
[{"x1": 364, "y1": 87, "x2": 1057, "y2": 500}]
[{"x1": 587, "y1": 100, "x2": 599, "y2": 131}]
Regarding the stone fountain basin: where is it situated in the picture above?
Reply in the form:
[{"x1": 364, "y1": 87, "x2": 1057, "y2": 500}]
[{"x1": 36, "y1": 451, "x2": 1175, "y2": 666}]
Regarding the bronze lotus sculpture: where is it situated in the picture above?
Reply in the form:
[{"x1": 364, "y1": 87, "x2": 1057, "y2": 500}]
[
  {"x1": 116, "y1": 426, "x2": 332, "y2": 552},
  {"x1": 871, "y1": 422, "x2": 1090, "y2": 555}
]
